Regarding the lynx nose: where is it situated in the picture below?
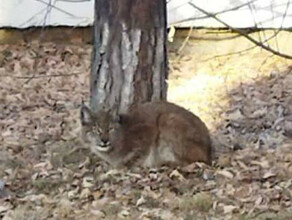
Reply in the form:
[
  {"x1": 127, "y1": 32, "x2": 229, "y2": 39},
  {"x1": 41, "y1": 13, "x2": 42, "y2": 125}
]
[{"x1": 100, "y1": 138, "x2": 110, "y2": 146}]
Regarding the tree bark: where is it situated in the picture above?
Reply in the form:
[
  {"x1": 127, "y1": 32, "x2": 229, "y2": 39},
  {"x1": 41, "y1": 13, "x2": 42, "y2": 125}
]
[{"x1": 90, "y1": 0, "x2": 168, "y2": 115}]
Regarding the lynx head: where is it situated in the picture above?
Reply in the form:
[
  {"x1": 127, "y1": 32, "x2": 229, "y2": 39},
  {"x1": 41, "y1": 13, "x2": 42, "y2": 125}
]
[{"x1": 80, "y1": 104, "x2": 123, "y2": 153}]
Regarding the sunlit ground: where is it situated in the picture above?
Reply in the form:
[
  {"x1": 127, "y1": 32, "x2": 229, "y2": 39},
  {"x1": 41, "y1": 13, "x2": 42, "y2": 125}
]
[{"x1": 168, "y1": 30, "x2": 292, "y2": 152}]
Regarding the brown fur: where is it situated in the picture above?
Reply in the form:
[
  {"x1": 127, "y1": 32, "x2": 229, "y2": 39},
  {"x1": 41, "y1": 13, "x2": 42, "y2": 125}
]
[{"x1": 81, "y1": 101, "x2": 212, "y2": 168}]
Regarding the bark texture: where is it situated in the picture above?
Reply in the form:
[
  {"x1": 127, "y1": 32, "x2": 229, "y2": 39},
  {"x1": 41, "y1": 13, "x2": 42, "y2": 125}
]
[{"x1": 91, "y1": 0, "x2": 168, "y2": 114}]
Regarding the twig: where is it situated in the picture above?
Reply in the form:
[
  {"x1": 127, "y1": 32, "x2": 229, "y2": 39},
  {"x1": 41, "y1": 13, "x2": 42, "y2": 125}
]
[
  {"x1": 248, "y1": 1, "x2": 263, "y2": 45},
  {"x1": 189, "y1": 2, "x2": 292, "y2": 60},
  {"x1": 35, "y1": 0, "x2": 83, "y2": 18},
  {"x1": 177, "y1": 26, "x2": 193, "y2": 55},
  {"x1": 0, "y1": 73, "x2": 79, "y2": 79},
  {"x1": 257, "y1": 53, "x2": 275, "y2": 72},
  {"x1": 200, "y1": 28, "x2": 283, "y2": 62},
  {"x1": 171, "y1": 0, "x2": 259, "y2": 25}
]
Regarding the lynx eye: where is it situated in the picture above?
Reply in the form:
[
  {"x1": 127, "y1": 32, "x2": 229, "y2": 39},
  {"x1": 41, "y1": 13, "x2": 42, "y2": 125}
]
[
  {"x1": 92, "y1": 126, "x2": 102, "y2": 135},
  {"x1": 109, "y1": 125, "x2": 116, "y2": 133},
  {"x1": 97, "y1": 127, "x2": 103, "y2": 134}
]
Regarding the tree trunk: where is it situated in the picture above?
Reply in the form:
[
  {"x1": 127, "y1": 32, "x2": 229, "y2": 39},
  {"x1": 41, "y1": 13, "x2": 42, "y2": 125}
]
[{"x1": 90, "y1": 0, "x2": 168, "y2": 115}]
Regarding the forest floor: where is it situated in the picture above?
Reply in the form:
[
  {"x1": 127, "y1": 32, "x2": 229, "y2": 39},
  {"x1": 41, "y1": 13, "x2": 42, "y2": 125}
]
[{"x1": 1, "y1": 31, "x2": 292, "y2": 219}]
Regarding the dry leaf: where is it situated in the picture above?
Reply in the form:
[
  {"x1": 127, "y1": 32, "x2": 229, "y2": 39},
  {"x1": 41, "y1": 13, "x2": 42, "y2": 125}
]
[
  {"x1": 223, "y1": 205, "x2": 237, "y2": 213},
  {"x1": 91, "y1": 209, "x2": 105, "y2": 218},
  {"x1": 217, "y1": 170, "x2": 234, "y2": 179},
  {"x1": 262, "y1": 171, "x2": 276, "y2": 179},
  {"x1": 136, "y1": 196, "x2": 146, "y2": 206},
  {"x1": 169, "y1": 169, "x2": 186, "y2": 181}
]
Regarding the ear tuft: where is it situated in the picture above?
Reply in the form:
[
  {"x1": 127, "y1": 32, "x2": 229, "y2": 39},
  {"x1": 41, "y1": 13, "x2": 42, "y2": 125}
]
[{"x1": 80, "y1": 103, "x2": 92, "y2": 125}]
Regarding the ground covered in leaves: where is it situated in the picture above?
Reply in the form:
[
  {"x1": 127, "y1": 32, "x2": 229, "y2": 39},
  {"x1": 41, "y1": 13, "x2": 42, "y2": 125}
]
[{"x1": 1, "y1": 38, "x2": 292, "y2": 219}]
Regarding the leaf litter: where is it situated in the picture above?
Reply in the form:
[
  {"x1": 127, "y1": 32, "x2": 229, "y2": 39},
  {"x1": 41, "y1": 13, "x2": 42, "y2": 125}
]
[{"x1": 0, "y1": 42, "x2": 292, "y2": 219}]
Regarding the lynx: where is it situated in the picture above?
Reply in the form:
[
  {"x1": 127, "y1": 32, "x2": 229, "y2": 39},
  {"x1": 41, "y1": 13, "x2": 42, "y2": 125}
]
[{"x1": 81, "y1": 101, "x2": 212, "y2": 168}]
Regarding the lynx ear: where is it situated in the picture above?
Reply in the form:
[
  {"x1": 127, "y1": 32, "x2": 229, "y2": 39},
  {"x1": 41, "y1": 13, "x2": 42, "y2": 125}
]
[{"x1": 80, "y1": 103, "x2": 92, "y2": 125}]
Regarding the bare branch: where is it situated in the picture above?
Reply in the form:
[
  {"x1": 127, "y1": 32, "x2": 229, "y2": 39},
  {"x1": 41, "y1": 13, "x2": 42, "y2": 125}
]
[
  {"x1": 34, "y1": 0, "x2": 83, "y2": 18},
  {"x1": 189, "y1": 2, "x2": 292, "y2": 60},
  {"x1": 171, "y1": 0, "x2": 260, "y2": 25},
  {"x1": 177, "y1": 26, "x2": 193, "y2": 55},
  {"x1": 200, "y1": 30, "x2": 282, "y2": 62},
  {"x1": 0, "y1": 73, "x2": 80, "y2": 79},
  {"x1": 42, "y1": 0, "x2": 54, "y2": 27}
]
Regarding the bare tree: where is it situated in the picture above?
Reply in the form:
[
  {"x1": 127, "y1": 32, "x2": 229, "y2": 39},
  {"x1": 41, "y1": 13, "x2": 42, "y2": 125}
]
[{"x1": 90, "y1": 0, "x2": 168, "y2": 115}]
